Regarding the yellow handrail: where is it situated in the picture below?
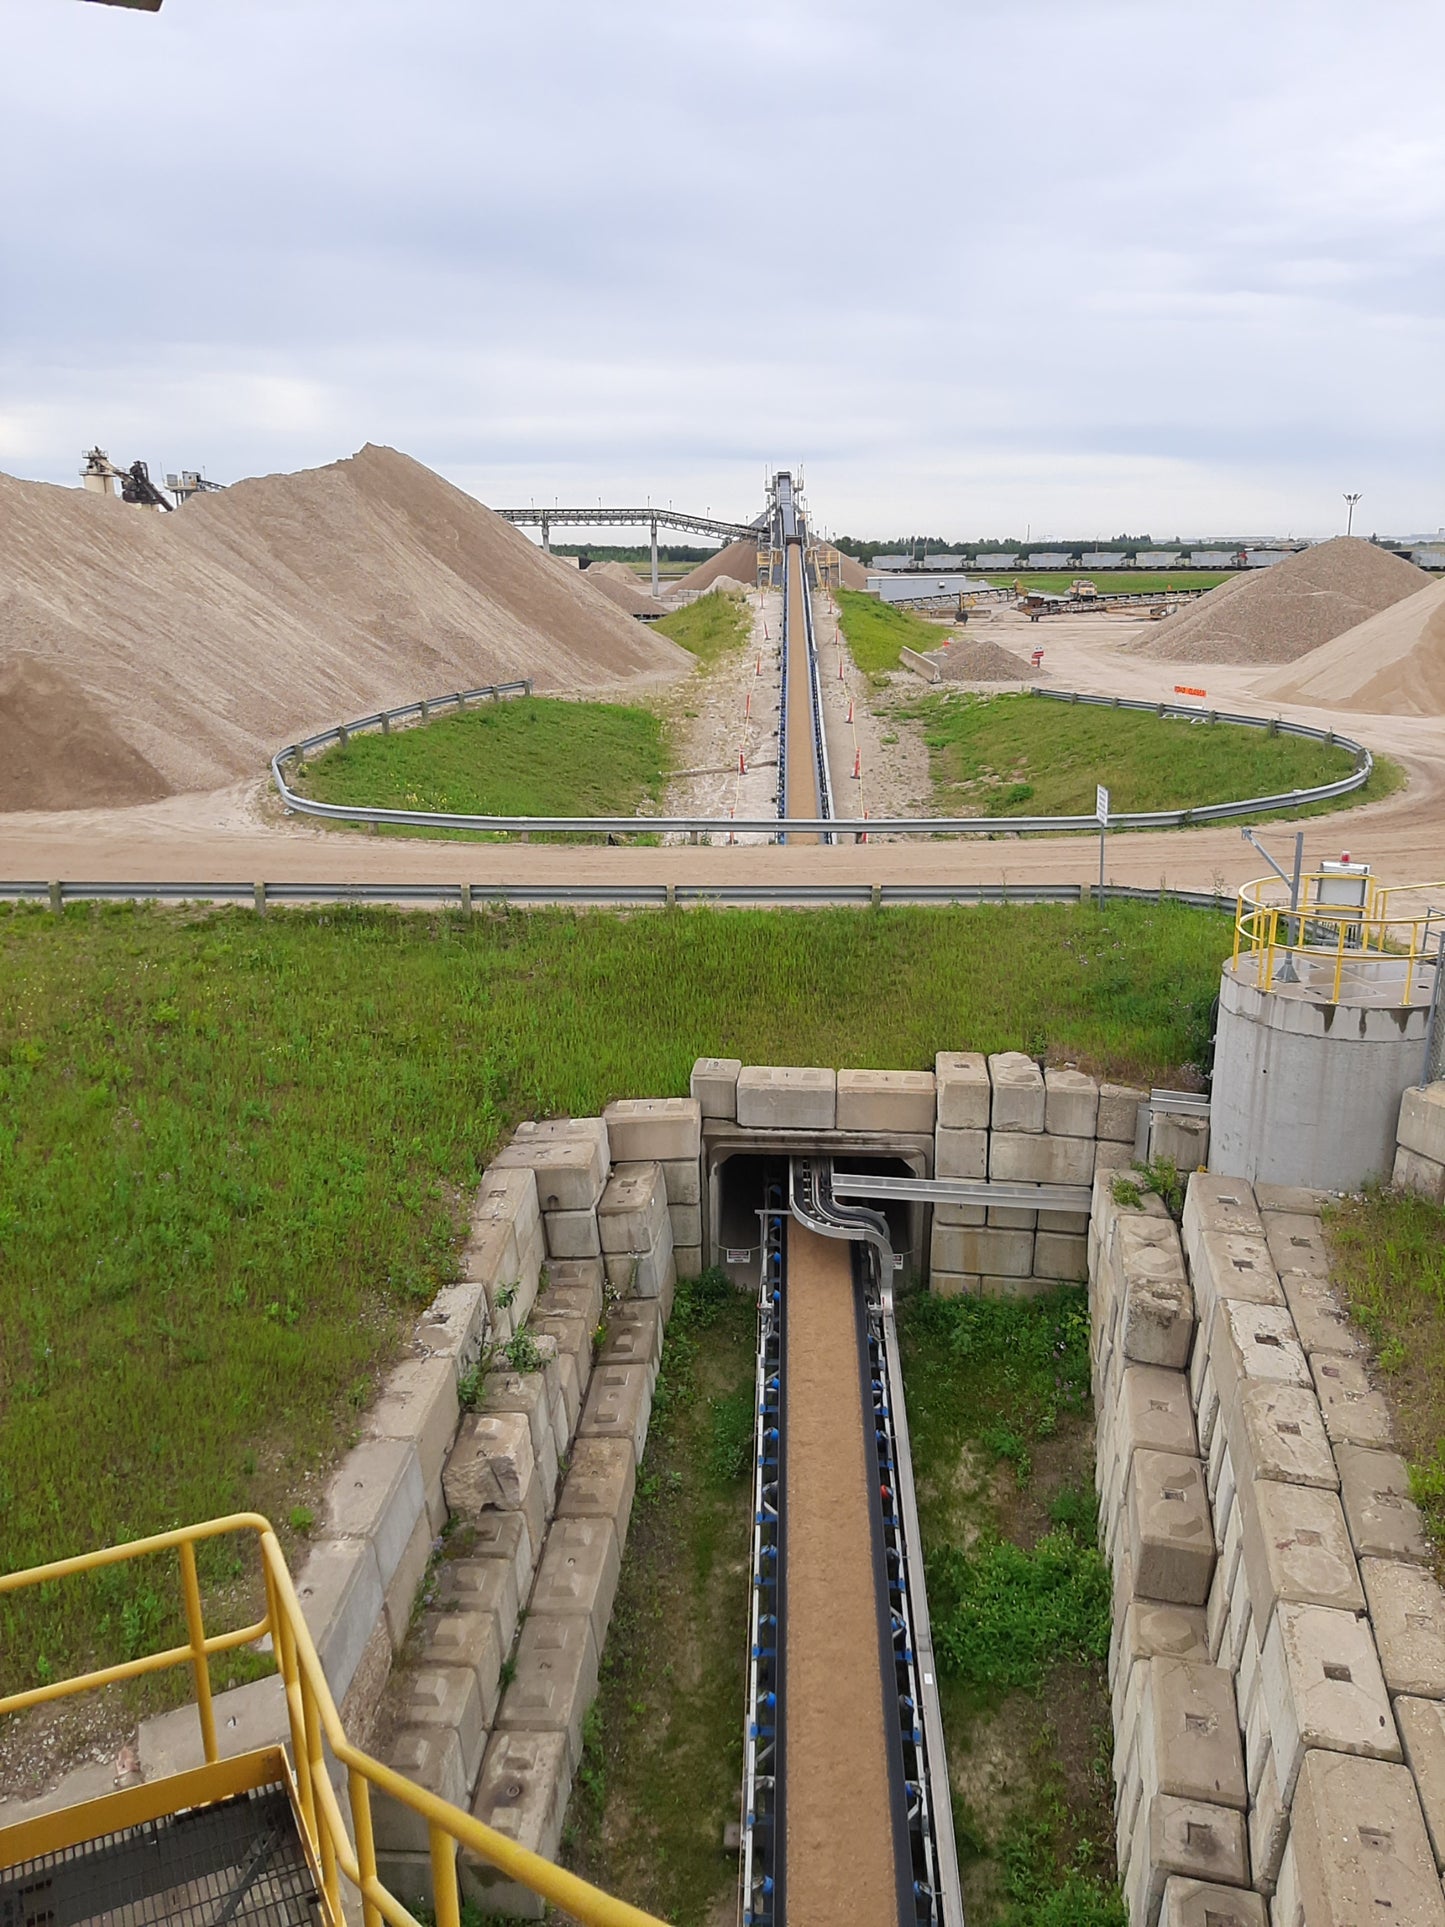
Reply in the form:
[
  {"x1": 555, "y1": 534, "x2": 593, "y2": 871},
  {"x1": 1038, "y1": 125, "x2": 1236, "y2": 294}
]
[
  {"x1": 1233, "y1": 872, "x2": 1445, "y2": 1005},
  {"x1": 0, "y1": 1515, "x2": 669, "y2": 1927}
]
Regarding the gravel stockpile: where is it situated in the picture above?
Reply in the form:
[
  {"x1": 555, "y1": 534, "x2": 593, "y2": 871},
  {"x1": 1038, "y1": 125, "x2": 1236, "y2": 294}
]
[
  {"x1": 929, "y1": 637, "x2": 1036, "y2": 681},
  {"x1": 1256, "y1": 577, "x2": 1445, "y2": 716},
  {"x1": 837, "y1": 553, "x2": 870, "y2": 590},
  {"x1": 580, "y1": 561, "x2": 667, "y2": 616},
  {"x1": 1125, "y1": 537, "x2": 1429, "y2": 665},
  {"x1": 675, "y1": 539, "x2": 758, "y2": 593},
  {"x1": 0, "y1": 446, "x2": 690, "y2": 810}
]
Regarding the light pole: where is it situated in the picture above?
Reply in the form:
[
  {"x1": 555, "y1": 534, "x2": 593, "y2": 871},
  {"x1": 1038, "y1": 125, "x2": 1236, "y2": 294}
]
[{"x1": 1344, "y1": 492, "x2": 1362, "y2": 536}]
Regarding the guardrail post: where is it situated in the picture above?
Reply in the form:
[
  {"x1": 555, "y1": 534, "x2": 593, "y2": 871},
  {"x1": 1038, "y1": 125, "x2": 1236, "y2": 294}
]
[
  {"x1": 254, "y1": 882, "x2": 267, "y2": 914},
  {"x1": 380, "y1": 713, "x2": 390, "y2": 735},
  {"x1": 420, "y1": 700, "x2": 430, "y2": 723},
  {"x1": 48, "y1": 880, "x2": 62, "y2": 913},
  {"x1": 178, "y1": 1539, "x2": 218, "y2": 1763},
  {"x1": 871, "y1": 883, "x2": 882, "y2": 910},
  {"x1": 665, "y1": 883, "x2": 677, "y2": 908},
  {"x1": 460, "y1": 882, "x2": 473, "y2": 914},
  {"x1": 338, "y1": 725, "x2": 349, "y2": 747}
]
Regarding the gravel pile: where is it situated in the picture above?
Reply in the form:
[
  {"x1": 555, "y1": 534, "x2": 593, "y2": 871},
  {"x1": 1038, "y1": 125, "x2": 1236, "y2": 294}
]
[
  {"x1": 1125, "y1": 537, "x2": 1429, "y2": 665},
  {"x1": 928, "y1": 637, "x2": 1036, "y2": 681},
  {"x1": 1256, "y1": 577, "x2": 1445, "y2": 716},
  {"x1": 0, "y1": 445, "x2": 689, "y2": 809},
  {"x1": 675, "y1": 540, "x2": 757, "y2": 593},
  {"x1": 580, "y1": 561, "x2": 667, "y2": 616}
]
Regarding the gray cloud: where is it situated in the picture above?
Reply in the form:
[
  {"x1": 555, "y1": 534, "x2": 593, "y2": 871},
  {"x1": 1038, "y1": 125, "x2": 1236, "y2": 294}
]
[{"x1": 2, "y1": 0, "x2": 1440, "y2": 536}]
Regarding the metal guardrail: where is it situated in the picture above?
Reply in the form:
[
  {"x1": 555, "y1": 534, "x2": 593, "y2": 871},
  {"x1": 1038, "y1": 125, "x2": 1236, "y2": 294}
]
[
  {"x1": 0, "y1": 1515, "x2": 666, "y2": 1927},
  {"x1": 1234, "y1": 870, "x2": 1445, "y2": 1006},
  {"x1": 269, "y1": 685, "x2": 1373, "y2": 841},
  {"x1": 0, "y1": 880, "x2": 1237, "y2": 912}
]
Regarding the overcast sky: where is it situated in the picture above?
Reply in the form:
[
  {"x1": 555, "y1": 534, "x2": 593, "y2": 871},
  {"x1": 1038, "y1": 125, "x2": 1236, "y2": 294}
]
[{"x1": 3, "y1": 0, "x2": 1441, "y2": 540}]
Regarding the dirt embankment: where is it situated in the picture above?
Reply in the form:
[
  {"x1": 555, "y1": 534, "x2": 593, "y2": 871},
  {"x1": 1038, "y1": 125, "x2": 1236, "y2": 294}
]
[
  {"x1": 1125, "y1": 537, "x2": 1429, "y2": 666},
  {"x1": 0, "y1": 446, "x2": 691, "y2": 810}
]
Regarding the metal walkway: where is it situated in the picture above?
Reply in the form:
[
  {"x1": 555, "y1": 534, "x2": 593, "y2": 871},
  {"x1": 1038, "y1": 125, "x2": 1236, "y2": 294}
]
[{"x1": 0, "y1": 1786, "x2": 321, "y2": 1927}]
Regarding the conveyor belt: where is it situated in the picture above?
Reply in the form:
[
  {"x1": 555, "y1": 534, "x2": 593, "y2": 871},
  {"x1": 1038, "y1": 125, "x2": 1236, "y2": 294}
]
[
  {"x1": 742, "y1": 1164, "x2": 963, "y2": 1927},
  {"x1": 780, "y1": 544, "x2": 821, "y2": 843}
]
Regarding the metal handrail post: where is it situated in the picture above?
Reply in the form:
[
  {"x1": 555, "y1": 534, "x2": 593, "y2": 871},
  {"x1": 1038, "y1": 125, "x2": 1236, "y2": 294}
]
[{"x1": 177, "y1": 1538, "x2": 218, "y2": 1764}]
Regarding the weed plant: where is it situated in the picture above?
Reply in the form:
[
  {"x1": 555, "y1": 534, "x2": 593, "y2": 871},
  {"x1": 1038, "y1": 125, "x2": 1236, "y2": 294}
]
[
  {"x1": 295, "y1": 694, "x2": 667, "y2": 835},
  {"x1": 900, "y1": 1289, "x2": 1123, "y2": 1922},
  {"x1": 653, "y1": 589, "x2": 752, "y2": 667},
  {"x1": 0, "y1": 899, "x2": 1224, "y2": 1700},
  {"x1": 897, "y1": 690, "x2": 1398, "y2": 821}
]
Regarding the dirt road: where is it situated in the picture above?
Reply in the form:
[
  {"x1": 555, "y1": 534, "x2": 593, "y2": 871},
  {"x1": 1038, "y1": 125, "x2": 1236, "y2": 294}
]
[{"x1": 2, "y1": 606, "x2": 1441, "y2": 896}]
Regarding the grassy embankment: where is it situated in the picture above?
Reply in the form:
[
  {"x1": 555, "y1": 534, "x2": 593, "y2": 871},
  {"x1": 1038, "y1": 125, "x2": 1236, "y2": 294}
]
[
  {"x1": 899, "y1": 690, "x2": 1404, "y2": 821},
  {"x1": 563, "y1": 1270, "x2": 755, "y2": 1925},
  {"x1": 653, "y1": 587, "x2": 753, "y2": 668},
  {"x1": 1327, "y1": 1188, "x2": 1445, "y2": 1572},
  {"x1": 835, "y1": 588, "x2": 949, "y2": 673},
  {"x1": 0, "y1": 899, "x2": 1227, "y2": 1711},
  {"x1": 292, "y1": 694, "x2": 667, "y2": 839},
  {"x1": 902, "y1": 1290, "x2": 1124, "y2": 1925}
]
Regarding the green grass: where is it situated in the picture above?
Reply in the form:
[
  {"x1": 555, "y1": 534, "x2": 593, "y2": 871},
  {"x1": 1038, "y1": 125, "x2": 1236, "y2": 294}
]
[
  {"x1": 1326, "y1": 1187, "x2": 1445, "y2": 1567},
  {"x1": 992, "y1": 572, "x2": 1230, "y2": 597},
  {"x1": 898, "y1": 689, "x2": 1398, "y2": 821},
  {"x1": 654, "y1": 588, "x2": 753, "y2": 667},
  {"x1": 900, "y1": 1289, "x2": 1122, "y2": 1923},
  {"x1": 292, "y1": 695, "x2": 667, "y2": 835},
  {"x1": 563, "y1": 1270, "x2": 755, "y2": 1925},
  {"x1": 835, "y1": 588, "x2": 949, "y2": 672},
  {"x1": 0, "y1": 899, "x2": 1226, "y2": 1706}
]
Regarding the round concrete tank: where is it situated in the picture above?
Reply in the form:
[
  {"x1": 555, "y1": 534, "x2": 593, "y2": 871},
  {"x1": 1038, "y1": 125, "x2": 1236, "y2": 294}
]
[{"x1": 1210, "y1": 955, "x2": 1434, "y2": 1190}]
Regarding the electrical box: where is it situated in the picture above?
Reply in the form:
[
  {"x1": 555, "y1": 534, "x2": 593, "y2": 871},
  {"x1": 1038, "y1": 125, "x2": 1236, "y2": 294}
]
[{"x1": 1316, "y1": 858, "x2": 1370, "y2": 910}]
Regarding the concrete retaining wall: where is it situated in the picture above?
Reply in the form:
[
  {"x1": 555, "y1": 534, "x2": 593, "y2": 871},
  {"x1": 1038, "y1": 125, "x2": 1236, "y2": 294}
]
[
  {"x1": 1393, "y1": 1081, "x2": 1445, "y2": 1207},
  {"x1": 1095, "y1": 1167, "x2": 1445, "y2": 1925}
]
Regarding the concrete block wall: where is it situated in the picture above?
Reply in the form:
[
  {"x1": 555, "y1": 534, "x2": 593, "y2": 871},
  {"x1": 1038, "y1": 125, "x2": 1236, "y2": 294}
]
[
  {"x1": 1095, "y1": 1168, "x2": 1445, "y2": 1926},
  {"x1": 1394, "y1": 1081, "x2": 1445, "y2": 1206},
  {"x1": 932, "y1": 1053, "x2": 1149, "y2": 1299},
  {"x1": 369, "y1": 1108, "x2": 698, "y2": 1917}
]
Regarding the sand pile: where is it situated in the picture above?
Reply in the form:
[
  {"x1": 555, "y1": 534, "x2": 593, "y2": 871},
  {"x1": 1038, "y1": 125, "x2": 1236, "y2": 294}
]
[
  {"x1": 580, "y1": 561, "x2": 666, "y2": 617},
  {"x1": 676, "y1": 539, "x2": 758, "y2": 593},
  {"x1": 1125, "y1": 537, "x2": 1428, "y2": 665},
  {"x1": 929, "y1": 638, "x2": 1036, "y2": 682},
  {"x1": 1255, "y1": 577, "x2": 1445, "y2": 716},
  {"x1": 698, "y1": 575, "x2": 748, "y2": 597},
  {"x1": 838, "y1": 554, "x2": 870, "y2": 591},
  {"x1": 0, "y1": 445, "x2": 691, "y2": 809}
]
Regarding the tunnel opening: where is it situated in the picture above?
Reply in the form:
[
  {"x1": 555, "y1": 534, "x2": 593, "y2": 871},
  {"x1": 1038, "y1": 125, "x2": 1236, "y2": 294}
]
[{"x1": 711, "y1": 1150, "x2": 923, "y2": 1291}]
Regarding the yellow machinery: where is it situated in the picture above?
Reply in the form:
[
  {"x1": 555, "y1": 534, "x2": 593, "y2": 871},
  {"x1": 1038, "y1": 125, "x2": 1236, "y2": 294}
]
[{"x1": 0, "y1": 1516, "x2": 667, "y2": 1927}]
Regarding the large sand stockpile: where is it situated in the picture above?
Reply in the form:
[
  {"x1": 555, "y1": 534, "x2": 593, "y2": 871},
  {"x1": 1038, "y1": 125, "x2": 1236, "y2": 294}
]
[
  {"x1": 0, "y1": 445, "x2": 691, "y2": 809},
  {"x1": 837, "y1": 553, "x2": 870, "y2": 591},
  {"x1": 1255, "y1": 577, "x2": 1445, "y2": 716},
  {"x1": 676, "y1": 539, "x2": 758, "y2": 593},
  {"x1": 580, "y1": 561, "x2": 667, "y2": 617},
  {"x1": 1126, "y1": 537, "x2": 1428, "y2": 665}
]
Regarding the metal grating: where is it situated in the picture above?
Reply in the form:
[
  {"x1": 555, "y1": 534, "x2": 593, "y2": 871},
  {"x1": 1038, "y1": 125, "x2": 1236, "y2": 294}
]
[{"x1": 1, "y1": 1787, "x2": 321, "y2": 1927}]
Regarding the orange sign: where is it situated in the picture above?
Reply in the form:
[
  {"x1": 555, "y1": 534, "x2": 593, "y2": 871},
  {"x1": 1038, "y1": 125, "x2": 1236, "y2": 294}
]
[{"x1": 1173, "y1": 685, "x2": 1208, "y2": 699}]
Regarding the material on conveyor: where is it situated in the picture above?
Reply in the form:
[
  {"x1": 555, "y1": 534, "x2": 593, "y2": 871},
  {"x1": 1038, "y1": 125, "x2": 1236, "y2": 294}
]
[
  {"x1": 782, "y1": 544, "x2": 820, "y2": 841},
  {"x1": 1253, "y1": 577, "x2": 1445, "y2": 716},
  {"x1": 0, "y1": 446, "x2": 690, "y2": 810},
  {"x1": 675, "y1": 538, "x2": 759, "y2": 593},
  {"x1": 1124, "y1": 536, "x2": 1429, "y2": 666},
  {"x1": 783, "y1": 1224, "x2": 902, "y2": 1927}
]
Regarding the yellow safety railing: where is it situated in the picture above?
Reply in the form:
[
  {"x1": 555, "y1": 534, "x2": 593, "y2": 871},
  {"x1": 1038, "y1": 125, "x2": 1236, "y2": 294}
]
[
  {"x1": 1233, "y1": 872, "x2": 1445, "y2": 1005},
  {"x1": 0, "y1": 1515, "x2": 668, "y2": 1927}
]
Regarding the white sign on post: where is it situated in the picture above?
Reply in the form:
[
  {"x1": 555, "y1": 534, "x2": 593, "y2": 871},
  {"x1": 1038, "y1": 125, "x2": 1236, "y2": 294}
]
[{"x1": 1096, "y1": 784, "x2": 1109, "y2": 902}]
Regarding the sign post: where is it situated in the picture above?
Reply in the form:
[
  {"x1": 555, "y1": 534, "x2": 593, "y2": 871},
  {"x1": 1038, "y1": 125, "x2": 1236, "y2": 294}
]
[{"x1": 1096, "y1": 784, "x2": 1110, "y2": 905}]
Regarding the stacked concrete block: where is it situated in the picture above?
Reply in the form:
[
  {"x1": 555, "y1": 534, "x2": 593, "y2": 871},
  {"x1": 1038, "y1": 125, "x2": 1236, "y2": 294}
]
[
  {"x1": 599, "y1": 1160, "x2": 677, "y2": 1307},
  {"x1": 461, "y1": 1163, "x2": 547, "y2": 1341},
  {"x1": 1393, "y1": 1082, "x2": 1445, "y2": 1205},
  {"x1": 689, "y1": 1055, "x2": 742, "y2": 1121},
  {"x1": 605, "y1": 1097, "x2": 704, "y2": 1275},
  {"x1": 495, "y1": 1118, "x2": 609, "y2": 1271},
  {"x1": 736, "y1": 1064, "x2": 837, "y2": 1130},
  {"x1": 1100, "y1": 1172, "x2": 1445, "y2": 1923},
  {"x1": 836, "y1": 1068, "x2": 936, "y2": 1134}
]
